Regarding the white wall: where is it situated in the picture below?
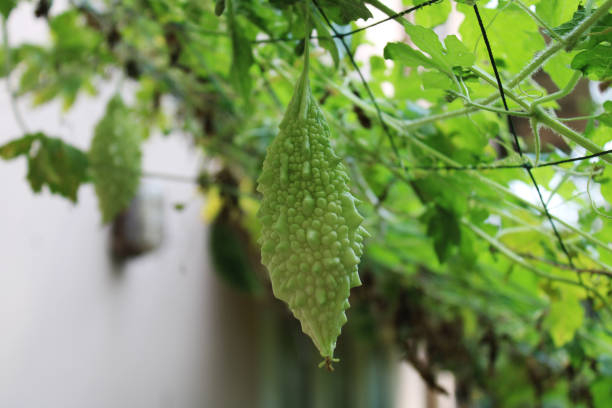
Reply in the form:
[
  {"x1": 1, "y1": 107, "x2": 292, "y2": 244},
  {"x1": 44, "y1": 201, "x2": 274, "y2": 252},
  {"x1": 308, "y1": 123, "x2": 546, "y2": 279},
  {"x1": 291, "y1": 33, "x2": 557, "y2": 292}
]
[
  {"x1": 1, "y1": 6, "x2": 260, "y2": 407},
  {"x1": 0, "y1": 102, "x2": 265, "y2": 408},
  {"x1": 2, "y1": 149, "x2": 214, "y2": 408},
  {"x1": 0, "y1": 95, "x2": 260, "y2": 408},
  {"x1": 0, "y1": 3, "x2": 455, "y2": 407}
]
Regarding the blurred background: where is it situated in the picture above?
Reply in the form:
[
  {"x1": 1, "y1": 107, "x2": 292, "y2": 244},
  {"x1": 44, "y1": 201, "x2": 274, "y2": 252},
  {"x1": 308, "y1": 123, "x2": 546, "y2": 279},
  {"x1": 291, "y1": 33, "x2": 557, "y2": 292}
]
[
  {"x1": 0, "y1": 1, "x2": 456, "y2": 407},
  {"x1": 2, "y1": 0, "x2": 612, "y2": 406}
]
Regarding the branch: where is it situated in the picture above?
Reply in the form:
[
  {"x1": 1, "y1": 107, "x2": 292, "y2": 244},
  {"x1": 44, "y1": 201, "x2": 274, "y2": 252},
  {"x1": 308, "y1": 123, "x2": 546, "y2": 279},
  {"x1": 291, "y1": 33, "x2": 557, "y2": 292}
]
[
  {"x1": 518, "y1": 253, "x2": 612, "y2": 278},
  {"x1": 508, "y1": 0, "x2": 612, "y2": 89},
  {"x1": 465, "y1": 221, "x2": 585, "y2": 287}
]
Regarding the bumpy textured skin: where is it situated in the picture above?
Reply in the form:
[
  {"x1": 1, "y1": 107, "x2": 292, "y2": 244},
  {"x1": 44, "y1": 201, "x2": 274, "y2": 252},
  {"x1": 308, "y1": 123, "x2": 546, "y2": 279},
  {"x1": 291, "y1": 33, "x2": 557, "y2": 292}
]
[
  {"x1": 89, "y1": 96, "x2": 142, "y2": 223},
  {"x1": 257, "y1": 73, "x2": 367, "y2": 359}
]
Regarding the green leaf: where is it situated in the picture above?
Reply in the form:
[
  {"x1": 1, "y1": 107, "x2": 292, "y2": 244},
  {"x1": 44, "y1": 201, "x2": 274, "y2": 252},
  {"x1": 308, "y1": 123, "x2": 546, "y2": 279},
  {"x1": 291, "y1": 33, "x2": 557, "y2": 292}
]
[
  {"x1": 0, "y1": 0, "x2": 17, "y2": 18},
  {"x1": 215, "y1": 0, "x2": 226, "y2": 16},
  {"x1": 0, "y1": 134, "x2": 37, "y2": 159},
  {"x1": 228, "y1": 0, "x2": 254, "y2": 100},
  {"x1": 384, "y1": 26, "x2": 474, "y2": 79},
  {"x1": 404, "y1": 23, "x2": 451, "y2": 73},
  {"x1": 0, "y1": 133, "x2": 88, "y2": 202},
  {"x1": 384, "y1": 41, "x2": 440, "y2": 71},
  {"x1": 89, "y1": 96, "x2": 143, "y2": 223},
  {"x1": 210, "y1": 215, "x2": 262, "y2": 293},
  {"x1": 459, "y1": 3, "x2": 544, "y2": 74},
  {"x1": 316, "y1": 0, "x2": 372, "y2": 24},
  {"x1": 552, "y1": 5, "x2": 590, "y2": 36},
  {"x1": 592, "y1": 378, "x2": 612, "y2": 407},
  {"x1": 536, "y1": 0, "x2": 581, "y2": 27},
  {"x1": 546, "y1": 287, "x2": 584, "y2": 347},
  {"x1": 444, "y1": 35, "x2": 476, "y2": 67},
  {"x1": 312, "y1": 11, "x2": 340, "y2": 67},
  {"x1": 554, "y1": 6, "x2": 611, "y2": 44},
  {"x1": 414, "y1": 0, "x2": 452, "y2": 28},
  {"x1": 422, "y1": 204, "x2": 461, "y2": 263},
  {"x1": 553, "y1": 7, "x2": 612, "y2": 80},
  {"x1": 598, "y1": 100, "x2": 612, "y2": 126},
  {"x1": 543, "y1": 50, "x2": 578, "y2": 88},
  {"x1": 571, "y1": 44, "x2": 612, "y2": 80},
  {"x1": 421, "y1": 71, "x2": 452, "y2": 89}
]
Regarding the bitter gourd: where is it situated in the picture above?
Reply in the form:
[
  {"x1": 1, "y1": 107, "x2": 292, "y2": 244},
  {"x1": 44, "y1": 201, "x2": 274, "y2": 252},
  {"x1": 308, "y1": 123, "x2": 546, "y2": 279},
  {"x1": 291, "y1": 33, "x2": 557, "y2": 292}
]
[
  {"x1": 257, "y1": 47, "x2": 367, "y2": 363},
  {"x1": 89, "y1": 96, "x2": 142, "y2": 223}
]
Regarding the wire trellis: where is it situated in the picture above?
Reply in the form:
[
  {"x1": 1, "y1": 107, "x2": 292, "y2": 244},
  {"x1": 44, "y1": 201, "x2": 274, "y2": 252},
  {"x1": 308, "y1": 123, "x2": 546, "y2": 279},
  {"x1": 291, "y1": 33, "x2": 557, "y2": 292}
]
[
  {"x1": 404, "y1": 149, "x2": 612, "y2": 172},
  {"x1": 268, "y1": 1, "x2": 611, "y2": 276},
  {"x1": 146, "y1": 0, "x2": 612, "y2": 277},
  {"x1": 252, "y1": 0, "x2": 443, "y2": 44},
  {"x1": 471, "y1": 4, "x2": 575, "y2": 267},
  {"x1": 304, "y1": 0, "x2": 607, "y2": 271}
]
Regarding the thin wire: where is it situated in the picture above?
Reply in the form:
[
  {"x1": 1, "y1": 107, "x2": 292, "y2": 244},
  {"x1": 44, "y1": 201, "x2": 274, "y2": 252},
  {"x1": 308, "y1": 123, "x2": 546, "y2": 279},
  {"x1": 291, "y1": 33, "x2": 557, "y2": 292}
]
[
  {"x1": 312, "y1": 0, "x2": 404, "y2": 169},
  {"x1": 473, "y1": 6, "x2": 522, "y2": 156},
  {"x1": 538, "y1": 150, "x2": 612, "y2": 167},
  {"x1": 336, "y1": 0, "x2": 442, "y2": 38},
  {"x1": 142, "y1": 149, "x2": 612, "y2": 187},
  {"x1": 473, "y1": 4, "x2": 575, "y2": 267},
  {"x1": 252, "y1": 0, "x2": 442, "y2": 44},
  {"x1": 142, "y1": 0, "x2": 609, "y2": 277},
  {"x1": 404, "y1": 149, "x2": 612, "y2": 172}
]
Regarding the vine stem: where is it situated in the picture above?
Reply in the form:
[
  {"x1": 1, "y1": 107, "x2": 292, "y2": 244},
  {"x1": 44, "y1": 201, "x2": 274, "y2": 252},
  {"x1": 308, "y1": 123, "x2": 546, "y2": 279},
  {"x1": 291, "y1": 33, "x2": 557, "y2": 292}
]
[
  {"x1": 469, "y1": 218, "x2": 612, "y2": 318},
  {"x1": 482, "y1": 201, "x2": 612, "y2": 272},
  {"x1": 530, "y1": 117, "x2": 541, "y2": 165},
  {"x1": 298, "y1": 0, "x2": 311, "y2": 121},
  {"x1": 312, "y1": 0, "x2": 404, "y2": 170},
  {"x1": 465, "y1": 222, "x2": 587, "y2": 288},
  {"x1": 587, "y1": 169, "x2": 612, "y2": 220},
  {"x1": 509, "y1": 0, "x2": 612, "y2": 88},
  {"x1": 514, "y1": 0, "x2": 565, "y2": 43},
  {"x1": 2, "y1": 16, "x2": 29, "y2": 134},
  {"x1": 532, "y1": 71, "x2": 581, "y2": 107},
  {"x1": 469, "y1": 67, "x2": 612, "y2": 165},
  {"x1": 533, "y1": 106, "x2": 611, "y2": 160},
  {"x1": 474, "y1": 3, "x2": 577, "y2": 267},
  {"x1": 273, "y1": 56, "x2": 612, "y2": 255},
  {"x1": 406, "y1": 135, "x2": 612, "y2": 254},
  {"x1": 468, "y1": 220, "x2": 612, "y2": 320},
  {"x1": 368, "y1": 0, "x2": 612, "y2": 164}
]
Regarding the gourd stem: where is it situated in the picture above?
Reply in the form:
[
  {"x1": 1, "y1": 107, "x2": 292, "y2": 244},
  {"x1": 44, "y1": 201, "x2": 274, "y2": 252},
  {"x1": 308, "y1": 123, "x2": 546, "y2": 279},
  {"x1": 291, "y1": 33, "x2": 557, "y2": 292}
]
[{"x1": 297, "y1": 0, "x2": 311, "y2": 121}]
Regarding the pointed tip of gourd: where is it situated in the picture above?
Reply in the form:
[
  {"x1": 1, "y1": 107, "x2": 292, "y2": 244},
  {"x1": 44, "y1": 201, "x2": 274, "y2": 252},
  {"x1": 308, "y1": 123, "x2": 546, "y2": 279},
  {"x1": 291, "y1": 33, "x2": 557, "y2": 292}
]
[
  {"x1": 319, "y1": 356, "x2": 340, "y2": 371},
  {"x1": 257, "y1": 50, "x2": 369, "y2": 368}
]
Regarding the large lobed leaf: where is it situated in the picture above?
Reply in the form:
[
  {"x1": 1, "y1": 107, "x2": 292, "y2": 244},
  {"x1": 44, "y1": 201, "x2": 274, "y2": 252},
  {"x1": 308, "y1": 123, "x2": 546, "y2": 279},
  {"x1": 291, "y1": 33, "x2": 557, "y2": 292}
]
[{"x1": 0, "y1": 133, "x2": 88, "y2": 202}]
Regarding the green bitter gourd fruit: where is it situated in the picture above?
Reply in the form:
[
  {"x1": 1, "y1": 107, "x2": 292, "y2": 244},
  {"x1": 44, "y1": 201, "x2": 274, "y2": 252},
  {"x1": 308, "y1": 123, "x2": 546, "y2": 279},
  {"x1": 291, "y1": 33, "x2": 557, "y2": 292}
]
[
  {"x1": 89, "y1": 96, "x2": 142, "y2": 223},
  {"x1": 257, "y1": 45, "x2": 367, "y2": 364}
]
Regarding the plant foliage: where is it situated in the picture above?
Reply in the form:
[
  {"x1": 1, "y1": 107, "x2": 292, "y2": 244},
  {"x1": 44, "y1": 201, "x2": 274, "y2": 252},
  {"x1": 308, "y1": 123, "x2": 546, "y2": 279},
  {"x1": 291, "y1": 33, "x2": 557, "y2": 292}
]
[{"x1": 2, "y1": 0, "x2": 612, "y2": 405}]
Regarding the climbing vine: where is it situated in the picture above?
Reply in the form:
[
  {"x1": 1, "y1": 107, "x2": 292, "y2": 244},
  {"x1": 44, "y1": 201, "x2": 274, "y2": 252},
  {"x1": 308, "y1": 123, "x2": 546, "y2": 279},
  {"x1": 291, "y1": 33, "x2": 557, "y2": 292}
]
[{"x1": 2, "y1": 0, "x2": 612, "y2": 405}]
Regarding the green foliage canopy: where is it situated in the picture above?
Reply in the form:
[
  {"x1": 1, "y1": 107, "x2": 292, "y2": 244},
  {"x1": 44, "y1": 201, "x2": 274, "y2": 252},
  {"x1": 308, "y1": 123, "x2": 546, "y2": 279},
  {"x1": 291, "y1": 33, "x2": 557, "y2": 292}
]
[{"x1": 2, "y1": 0, "x2": 612, "y2": 404}]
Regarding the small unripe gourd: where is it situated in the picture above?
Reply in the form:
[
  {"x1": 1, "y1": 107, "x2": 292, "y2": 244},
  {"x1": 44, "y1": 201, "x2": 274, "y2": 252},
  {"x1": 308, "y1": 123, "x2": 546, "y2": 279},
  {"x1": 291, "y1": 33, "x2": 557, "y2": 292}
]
[
  {"x1": 89, "y1": 96, "x2": 142, "y2": 223},
  {"x1": 257, "y1": 58, "x2": 367, "y2": 361}
]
